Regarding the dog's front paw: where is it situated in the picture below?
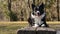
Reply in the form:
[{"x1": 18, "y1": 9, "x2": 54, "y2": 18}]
[
  {"x1": 41, "y1": 24, "x2": 45, "y2": 27},
  {"x1": 32, "y1": 24, "x2": 39, "y2": 27}
]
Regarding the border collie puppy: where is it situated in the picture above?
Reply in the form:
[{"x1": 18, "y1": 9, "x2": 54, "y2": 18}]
[{"x1": 28, "y1": 3, "x2": 49, "y2": 27}]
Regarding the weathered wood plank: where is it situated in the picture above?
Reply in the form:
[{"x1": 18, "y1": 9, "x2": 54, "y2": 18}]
[
  {"x1": 17, "y1": 27, "x2": 56, "y2": 34},
  {"x1": 17, "y1": 27, "x2": 36, "y2": 34},
  {"x1": 37, "y1": 27, "x2": 56, "y2": 31},
  {"x1": 36, "y1": 27, "x2": 56, "y2": 34}
]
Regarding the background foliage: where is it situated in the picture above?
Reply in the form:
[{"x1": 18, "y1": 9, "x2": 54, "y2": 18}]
[{"x1": 0, "y1": 0, "x2": 59, "y2": 21}]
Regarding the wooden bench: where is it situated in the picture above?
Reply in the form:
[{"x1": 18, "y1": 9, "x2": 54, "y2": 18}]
[{"x1": 17, "y1": 27, "x2": 56, "y2": 34}]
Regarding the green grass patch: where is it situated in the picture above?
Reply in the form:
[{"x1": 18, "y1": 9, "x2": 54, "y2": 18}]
[
  {"x1": 0, "y1": 22, "x2": 28, "y2": 34},
  {"x1": 0, "y1": 21, "x2": 60, "y2": 34}
]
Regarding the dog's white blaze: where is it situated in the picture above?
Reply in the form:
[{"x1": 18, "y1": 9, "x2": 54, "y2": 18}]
[
  {"x1": 37, "y1": 11, "x2": 39, "y2": 12},
  {"x1": 36, "y1": 11, "x2": 40, "y2": 13}
]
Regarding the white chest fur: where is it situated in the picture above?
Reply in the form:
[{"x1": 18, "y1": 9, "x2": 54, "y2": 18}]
[
  {"x1": 31, "y1": 12, "x2": 45, "y2": 27},
  {"x1": 34, "y1": 16, "x2": 43, "y2": 25}
]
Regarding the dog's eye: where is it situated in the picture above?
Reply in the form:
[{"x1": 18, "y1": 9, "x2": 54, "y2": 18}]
[{"x1": 32, "y1": 12, "x2": 35, "y2": 15}]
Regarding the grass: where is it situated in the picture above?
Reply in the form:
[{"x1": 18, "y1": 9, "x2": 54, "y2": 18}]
[
  {"x1": 0, "y1": 21, "x2": 28, "y2": 34},
  {"x1": 0, "y1": 21, "x2": 59, "y2": 34}
]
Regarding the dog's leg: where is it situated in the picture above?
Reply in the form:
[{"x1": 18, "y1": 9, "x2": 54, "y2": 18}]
[
  {"x1": 28, "y1": 17, "x2": 34, "y2": 27},
  {"x1": 28, "y1": 17, "x2": 32, "y2": 26},
  {"x1": 40, "y1": 12, "x2": 49, "y2": 27},
  {"x1": 40, "y1": 22, "x2": 49, "y2": 27},
  {"x1": 43, "y1": 22, "x2": 49, "y2": 27}
]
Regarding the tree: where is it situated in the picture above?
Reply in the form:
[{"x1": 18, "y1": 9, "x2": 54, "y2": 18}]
[
  {"x1": 8, "y1": 0, "x2": 18, "y2": 21},
  {"x1": 57, "y1": 0, "x2": 59, "y2": 21}
]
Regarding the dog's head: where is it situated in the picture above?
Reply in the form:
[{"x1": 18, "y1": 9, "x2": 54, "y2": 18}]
[{"x1": 32, "y1": 3, "x2": 44, "y2": 16}]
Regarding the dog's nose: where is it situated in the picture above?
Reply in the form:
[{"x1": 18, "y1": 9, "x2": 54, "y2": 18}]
[
  {"x1": 38, "y1": 12, "x2": 40, "y2": 15},
  {"x1": 38, "y1": 13, "x2": 40, "y2": 14}
]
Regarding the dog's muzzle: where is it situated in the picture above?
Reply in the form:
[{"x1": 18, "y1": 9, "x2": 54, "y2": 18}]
[{"x1": 36, "y1": 11, "x2": 40, "y2": 16}]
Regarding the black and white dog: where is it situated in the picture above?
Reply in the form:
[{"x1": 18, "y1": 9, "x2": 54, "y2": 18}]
[{"x1": 28, "y1": 3, "x2": 48, "y2": 27}]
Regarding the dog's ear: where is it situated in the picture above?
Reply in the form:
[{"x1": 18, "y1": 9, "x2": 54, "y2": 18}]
[
  {"x1": 32, "y1": 4, "x2": 36, "y2": 11},
  {"x1": 39, "y1": 3, "x2": 45, "y2": 14},
  {"x1": 39, "y1": 3, "x2": 44, "y2": 10}
]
